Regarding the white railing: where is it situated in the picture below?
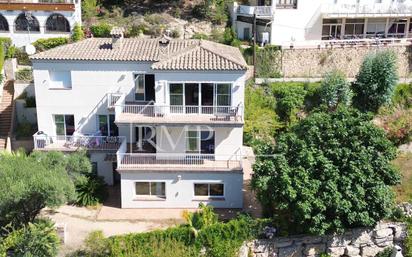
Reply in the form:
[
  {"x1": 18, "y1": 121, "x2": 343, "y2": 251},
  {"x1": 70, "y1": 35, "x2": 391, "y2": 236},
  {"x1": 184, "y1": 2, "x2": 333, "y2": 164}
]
[
  {"x1": 117, "y1": 152, "x2": 243, "y2": 170},
  {"x1": 116, "y1": 135, "x2": 127, "y2": 164},
  {"x1": 120, "y1": 104, "x2": 243, "y2": 120},
  {"x1": 322, "y1": 3, "x2": 412, "y2": 15},
  {"x1": 33, "y1": 133, "x2": 125, "y2": 151},
  {"x1": 107, "y1": 92, "x2": 123, "y2": 109},
  {"x1": 114, "y1": 93, "x2": 126, "y2": 115}
]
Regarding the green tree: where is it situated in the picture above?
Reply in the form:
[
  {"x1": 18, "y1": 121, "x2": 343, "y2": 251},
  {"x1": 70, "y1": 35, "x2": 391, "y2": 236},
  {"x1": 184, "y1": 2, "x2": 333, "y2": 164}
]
[
  {"x1": 353, "y1": 50, "x2": 398, "y2": 112},
  {"x1": 252, "y1": 107, "x2": 400, "y2": 235},
  {"x1": 319, "y1": 70, "x2": 353, "y2": 110},
  {"x1": 0, "y1": 152, "x2": 75, "y2": 228},
  {"x1": 71, "y1": 23, "x2": 84, "y2": 42}
]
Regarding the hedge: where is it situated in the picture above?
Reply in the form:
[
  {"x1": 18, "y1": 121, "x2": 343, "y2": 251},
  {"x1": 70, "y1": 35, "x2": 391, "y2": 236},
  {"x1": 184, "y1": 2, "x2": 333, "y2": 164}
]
[{"x1": 33, "y1": 37, "x2": 69, "y2": 52}]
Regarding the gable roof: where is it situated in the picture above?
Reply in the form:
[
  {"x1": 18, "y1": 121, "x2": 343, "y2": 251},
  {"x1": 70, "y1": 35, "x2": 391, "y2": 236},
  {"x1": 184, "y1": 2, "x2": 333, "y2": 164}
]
[{"x1": 30, "y1": 38, "x2": 248, "y2": 71}]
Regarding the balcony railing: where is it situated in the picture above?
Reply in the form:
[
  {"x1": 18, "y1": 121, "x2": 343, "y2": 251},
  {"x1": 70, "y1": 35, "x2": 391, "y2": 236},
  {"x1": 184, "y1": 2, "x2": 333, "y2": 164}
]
[
  {"x1": 115, "y1": 103, "x2": 243, "y2": 124},
  {"x1": 322, "y1": 3, "x2": 412, "y2": 16},
  {"x1": 107, "y1": 92, "x2": 122, "y2": 109},
  {"x1": 237, "y1": 5, "x2": 274, "y2": 17},
  {"x1": 117, "y1": 153, "x2": 243, "y2": 171},
  {"x1": 33, "y1": 133, "x2": 125, "y2": 151},
  {"x1": 276, "y1": 0, "x2": 297, "y2": 9}
]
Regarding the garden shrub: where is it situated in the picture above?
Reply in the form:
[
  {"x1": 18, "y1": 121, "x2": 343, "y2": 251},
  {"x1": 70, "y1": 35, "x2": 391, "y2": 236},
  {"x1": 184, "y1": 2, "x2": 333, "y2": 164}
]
[
  {"x1": 405, "y1": 218, "x2": 412, "y2": 257},
  {"x1": 392, "y1": 83, "x2": 412, "y2": 109},
  {"x1": 353, "y1": 50, "x2": 398, "y2": 113},
  {"x1": 71, "y1": 23, "x2": 85, "y2": 42},
  {"x1": 13, "y1": 47, "x2": 31, "y2": 65},
  {"x1": 90, "y1": 23, "x2": 112, "y2": 37},
  {"x1": 0, "y1": 37, "x2": 11, "y2": 57},
  {"x1": 192, "y1": 0, "x2": 229, "y2": 25},
  {"x1": 33, "y1": 37, "x2": 68, "y2": 52},
  {"x1": 192, "y1": 33, "x2": 209, "y2": 40},
  {"x1": 255, "y1": 45, "x2": 282, "y2": 78},
  {"x1": 379, "y1": 107, "x2": 412, "y2": 146},
  {"x1": 0, "y1": 219, "x2": 60, "y2": 257},
  {"x1": 319, "y1": 70, "x2": 352, "y2": 110},
  {"x1": 15, "y1": 68, "x2": 33, "y2": 81},
  {"x1": 271, "y1": 83, "x2": 307, "y2": 125},
  {"x1": 82, "y1": 0, "x2": 98, "y2": 21},
  {"x1": 375, "y1": 247, "x2": 394, "y2": 257},
  {"x1": 75, "y1": 175, "x2": 108, "y2": 206}
]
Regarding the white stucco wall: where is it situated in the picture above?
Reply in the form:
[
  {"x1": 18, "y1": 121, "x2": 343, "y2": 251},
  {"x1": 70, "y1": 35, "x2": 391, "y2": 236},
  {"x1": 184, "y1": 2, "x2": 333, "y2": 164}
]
[
  {"x1": 90, "y1": 152, "x2": 114, "y2": 185},
  {"x1": 120, "y1": 171, "x2": 243, "y2": 208},
  {"x1": 234, "y1": 0, "x2": 412, "y2": 46},
  {"x1": 0, "y1": 5, "x2": 81, "y2": 47}
]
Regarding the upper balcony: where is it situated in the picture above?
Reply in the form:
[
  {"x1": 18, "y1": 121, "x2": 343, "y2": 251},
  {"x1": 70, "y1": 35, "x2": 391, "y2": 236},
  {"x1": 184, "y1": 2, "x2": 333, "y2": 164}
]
[
  {"x1": 109, "y1": 93, "x2": 244, "y2": 127},
  {"x1": 236, "y1": 5, "x2": 275, "y2": 19},
  {"x1": 0, "y1": 0, "x2": 76, "y2": 11},
  {"x1": 322, "y1": 3, "x2": 412, "y2": 18}
]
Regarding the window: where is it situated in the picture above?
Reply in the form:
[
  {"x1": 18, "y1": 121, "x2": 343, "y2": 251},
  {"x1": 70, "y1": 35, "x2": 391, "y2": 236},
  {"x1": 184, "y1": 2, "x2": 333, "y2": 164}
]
[
  {"x1": 15, "y1": 13, "x2": 40, "y2": 32},
  {"x1": 344, "y1": 19, "x2": 365, "y2": 38},
  {"x1": 170, "y1": 83, "x2": 184, "y2": 105},
  {"x1": 322, "y1": 19, "x2": 342, "y2": 40},
  {"x1": 54, "y1": 114, "x2": 75, "y2": 136},
  {"x1": 46, "y1": 13, "x2": 70, "y2": 32},
  {"x1": 186, "y1": 129, "x2": 215, "y2": 154},
  {"x1": 215, "y1": 84, "x2": 231, "y2": 106},
  {"x1": 388, "y1": 18, "x2": 407, "y2": 38},
  {"x1": 134, "y1": 74, "x2": 145, "y2": 101},
  {"x1": 194, "y1": 183, "x2": 224, "y2": 198},
  {"x1": 98, "y1": 114, "x2": 118, "y2": 136},
  {"x1": 366, "y1": 18, "x2": 386, "y2": 37},
  {"x1": 135, "y1": 182, "x2": 166, "y2": 198},
  {"x1": 0, "y1": 14, "x2": 8, "y2": 31},
  {"x1": 49, "y1": 71, "x2": 72, "y2": 89}
]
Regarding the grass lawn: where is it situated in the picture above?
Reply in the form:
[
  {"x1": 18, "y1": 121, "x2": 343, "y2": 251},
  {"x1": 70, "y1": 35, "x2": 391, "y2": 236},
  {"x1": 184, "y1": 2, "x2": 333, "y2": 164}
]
[{"x1": 393, "y1": 153, "x2": 412, "y2": 203}]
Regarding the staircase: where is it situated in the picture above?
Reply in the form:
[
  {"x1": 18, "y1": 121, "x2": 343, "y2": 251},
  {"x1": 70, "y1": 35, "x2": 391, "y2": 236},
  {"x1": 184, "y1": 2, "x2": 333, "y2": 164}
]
[{"x1": 0, "y1": 81, "x2": 15, "y2": 151}]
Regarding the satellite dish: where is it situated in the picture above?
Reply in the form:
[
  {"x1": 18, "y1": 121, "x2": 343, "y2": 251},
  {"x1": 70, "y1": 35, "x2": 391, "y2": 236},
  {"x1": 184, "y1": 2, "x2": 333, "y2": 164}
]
[{"x1": 25, "y1": 44, "x2": 36, "y2": 55}]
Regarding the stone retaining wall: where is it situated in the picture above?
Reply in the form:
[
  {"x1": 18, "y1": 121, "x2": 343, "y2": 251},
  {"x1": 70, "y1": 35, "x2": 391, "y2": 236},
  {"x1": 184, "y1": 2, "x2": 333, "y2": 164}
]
[
  {"x1": 240, "y1": 222, "x2": 407, "y2": 257},
  {"x1": 281, "y1": 45, "x2": 411, "y2": 78}
]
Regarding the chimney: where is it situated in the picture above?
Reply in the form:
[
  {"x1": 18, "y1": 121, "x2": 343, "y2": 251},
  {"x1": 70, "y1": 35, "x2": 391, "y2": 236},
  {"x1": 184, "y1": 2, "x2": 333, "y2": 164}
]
[
  {"x1": 110, "y1": 27, "x2": 125, "y2": 49},
  {"x1": 158, "y1": 34, "x2": 171, "y2": 59}
]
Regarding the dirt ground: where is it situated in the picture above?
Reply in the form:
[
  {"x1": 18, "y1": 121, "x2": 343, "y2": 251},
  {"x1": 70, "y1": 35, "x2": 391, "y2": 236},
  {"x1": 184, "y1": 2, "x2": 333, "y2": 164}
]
[{"x1": 41, "y1": 205, "x2": 177, "y2": 256}]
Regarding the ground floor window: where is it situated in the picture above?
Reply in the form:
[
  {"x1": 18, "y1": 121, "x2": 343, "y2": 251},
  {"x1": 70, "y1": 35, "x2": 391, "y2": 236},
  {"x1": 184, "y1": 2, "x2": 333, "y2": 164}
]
[
  {"x1": 194, "y1": 183, "x2": 224, "y2": 198},
  {"x1": 322, "y1": 19, "x2": 342, "y2": 40},
  {"x1": 54, "y1": 114, "x2": 75, "y2": 136},
  {"x1": 135, "y1": 182, "x2": 166, "y2": 198}
]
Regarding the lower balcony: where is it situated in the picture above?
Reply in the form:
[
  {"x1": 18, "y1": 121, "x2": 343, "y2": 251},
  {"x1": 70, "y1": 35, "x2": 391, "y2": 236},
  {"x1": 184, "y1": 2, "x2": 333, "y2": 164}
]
[
  {"x1": 115, "y1": 104, "x2": 243, "y2": 126},
  {"x1": 33, "y1": 132, "x2": 124, "y2": 152},
  {"x1": 117, "y1": 153, "x2": 243, "y2": 172}
]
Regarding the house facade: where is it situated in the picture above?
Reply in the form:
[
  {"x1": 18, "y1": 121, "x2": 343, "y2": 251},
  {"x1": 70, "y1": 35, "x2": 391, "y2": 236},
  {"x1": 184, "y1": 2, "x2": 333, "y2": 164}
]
[
  {"x1": 0, "y1": 0, "x2": 81, "y2": 47},
  {"x1": 231, "y1": 0, "x2": 412, "y2": 47},
  {"x1": 31, "y1": 33, "x2": 247, "y2": 209}
]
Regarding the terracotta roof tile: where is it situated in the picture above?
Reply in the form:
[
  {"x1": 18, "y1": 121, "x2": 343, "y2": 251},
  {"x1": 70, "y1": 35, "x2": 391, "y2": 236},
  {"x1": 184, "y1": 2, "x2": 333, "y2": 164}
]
[{"x1": 30, "y1": 38, "x2": 248, "y2": 71}]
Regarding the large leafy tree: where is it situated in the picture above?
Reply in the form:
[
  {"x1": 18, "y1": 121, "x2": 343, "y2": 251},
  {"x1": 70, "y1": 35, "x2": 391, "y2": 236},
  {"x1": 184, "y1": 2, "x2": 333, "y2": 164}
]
[
  {"x1": 0, "y1": 152, "x2": 75, "y2": 229},
  {"x1": 252, "y1": 107, "x2": 400, "y2": 235},
  {"x1": 353, "y1": 50, "x2": 398, "y2": 112}
]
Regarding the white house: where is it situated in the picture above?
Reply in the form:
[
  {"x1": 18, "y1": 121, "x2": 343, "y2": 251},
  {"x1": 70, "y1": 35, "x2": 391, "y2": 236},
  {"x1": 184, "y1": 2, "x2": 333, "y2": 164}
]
[
  {"x1": 31, "y1": 32, "x2": 248, "y2": 209},
  {"x1": 231, "y1": 0, "x2": 412, "y2": 47},
  {"x1": 0, "y1": 0, "x2": 81, "y2": 47}
]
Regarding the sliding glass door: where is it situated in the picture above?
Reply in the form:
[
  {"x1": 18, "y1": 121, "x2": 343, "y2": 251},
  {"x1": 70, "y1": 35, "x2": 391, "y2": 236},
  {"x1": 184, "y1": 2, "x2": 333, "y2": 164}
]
[{"x1": 169, "y1": 83, "x2": 232, "y2": 114}]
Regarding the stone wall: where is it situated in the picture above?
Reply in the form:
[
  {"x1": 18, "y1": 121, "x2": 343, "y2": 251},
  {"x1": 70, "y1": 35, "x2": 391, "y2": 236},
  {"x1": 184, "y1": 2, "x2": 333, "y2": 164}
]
[
  {"x1": 281, "y1": 45, "x2": 412, "y2": 78},
  {"x1": 240, "y1": 222, "x2": 407, "y2": 257}
]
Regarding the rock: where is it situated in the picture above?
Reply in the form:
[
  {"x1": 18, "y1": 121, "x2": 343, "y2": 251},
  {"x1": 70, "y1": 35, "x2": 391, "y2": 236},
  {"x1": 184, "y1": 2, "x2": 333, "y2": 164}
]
[
  {"x1": 361, "y1": 246, "x2": 383, "y2": 257},
  {"x1": 352, "y1": 230, "x2": 372, "y2": 246},
  {"x1": 274, "y1": 238, "x2": 294, "y2": 248},
  {"x1": 345, "y1": 245, "x2": 360, "y2": 256},
  {"x1": 389, "y1": 223, "x2": 407, "y2": 241},
  {"x1": 304, "y1": 244, "x2": 326, "y2": 256},
  {"x1": 375, "y1": 228, "x2": 393, "y2": 239},
  {"x1": 278, "y1": 246, "x2": 303, "y2": 257},
  {"x1": 254, "y1": 240, "x2": 272, "y2": 253},
  {"x1": 374, "y1": 236, "x2": 394, "y2": 247},
  {"x1": 327, "y1": 246, "x2": 345, "y2": 257},
  {"x1": 238, "y1": 243, "x2": 249, "y2": 257},
  {"x1": 328, "y1": 233, "x2": 352, "y2": 247}
]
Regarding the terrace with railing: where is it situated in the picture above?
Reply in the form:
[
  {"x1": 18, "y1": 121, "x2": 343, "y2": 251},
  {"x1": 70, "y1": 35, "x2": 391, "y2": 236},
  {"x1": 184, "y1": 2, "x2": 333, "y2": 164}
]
[
  {"x1": 322, "y1": 3, "x2": 412, "y2": 17},
  {"x1": 33, "y1": 132, "x2": 124, "y2": 152},
  {"x1": 109, "y1": 93, "x2": 244, "y2": 126},
  {"x1": 236, "y1": 5, "x2": 275, "y2": 18},
  {"x1": 0, "y1": 0, "x2": 76, "y2": 11}
]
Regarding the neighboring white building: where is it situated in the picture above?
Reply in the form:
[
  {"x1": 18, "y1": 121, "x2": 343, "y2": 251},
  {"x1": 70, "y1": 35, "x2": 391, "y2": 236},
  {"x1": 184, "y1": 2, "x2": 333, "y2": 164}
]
[
  {"x1": 231, "y1": 0, "x2": 412, "y2": 47},
  {"x1": 31, "y1": 33, "x2": 248, "y2": 209},
  {"x1": 0, "y1": 0, "x2": 81, "y2": 47}
]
